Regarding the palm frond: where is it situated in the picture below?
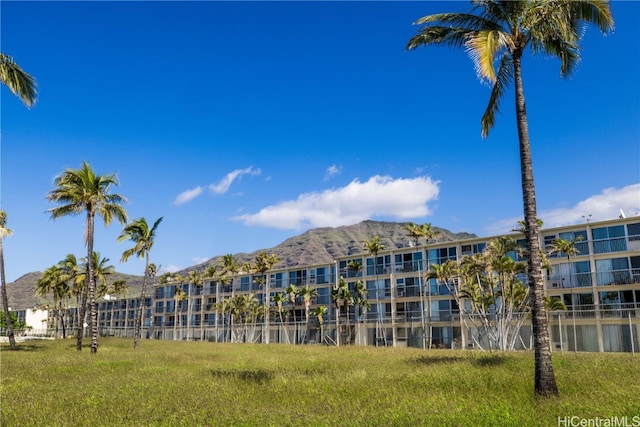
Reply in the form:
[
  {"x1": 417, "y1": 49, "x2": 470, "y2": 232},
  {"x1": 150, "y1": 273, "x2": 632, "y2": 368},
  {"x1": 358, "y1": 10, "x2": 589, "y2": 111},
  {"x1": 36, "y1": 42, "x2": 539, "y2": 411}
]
[
  {"x1": 0, "y1": 53, "x2": 37, "y2": 107},
  {"x1": 465, "y1": 29, "x2": 513, "y2": 83},
  {"x1": 406, "y1": 26, "x2": 473, "y2": 51},
  {"x1": 480, "y1": 54, "x2": 513, "y2": 138}
]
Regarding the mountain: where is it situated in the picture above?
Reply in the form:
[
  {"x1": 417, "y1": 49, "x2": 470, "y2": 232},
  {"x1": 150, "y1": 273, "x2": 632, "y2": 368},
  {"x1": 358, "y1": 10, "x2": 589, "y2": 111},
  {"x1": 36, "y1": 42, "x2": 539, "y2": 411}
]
[{"x1": 3, "y1": 220, "x2": 476, "y2": 309}]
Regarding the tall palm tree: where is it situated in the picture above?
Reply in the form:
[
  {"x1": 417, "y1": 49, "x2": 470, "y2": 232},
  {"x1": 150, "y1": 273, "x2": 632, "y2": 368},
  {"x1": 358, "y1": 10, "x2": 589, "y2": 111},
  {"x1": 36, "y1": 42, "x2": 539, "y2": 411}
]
[
  {"x1": 548, "y1": 237, "x2": 582, "y2": 353},
  {"x1": 312, "y1": 305, "x2": 328, "y2": 344},
  {"x1": 187, "y1": 269, "x2": 203, "y2": 340},
  {"x1": 271, "y1": 292, "x2": 290, "y2": 343},
  {"x1": 404, "y1": 222, "x2": 440, "y2": 349},
  {"x1": 173, "y1": 287, "x2": 186, "y2": 340},
  {"x1": 57, "y1": 254, "x2": 83, "y2": 332},
  {"x1": 47, "y1": 162, "x2": 128, "y2": 353},
  {"x1": 363, "y1": 235, "x2": 386, "y2": 345},
  {"x1": 118, "y1": 217, "x2": 163, "y2": 349},
  {"x1": 254, "y1": 251, "x2": 280, "y2": 344},
  {"x1": 202, "y1": 265, "x2": 217, "y2": 340},
  {"x1": 0, "y1": 210, "x2": 17, "y2": 349},
  {"x1": 406, "y1": 0, "x2": 613, "y2": 396},
  {"x1": 298, "y1": 285, "x2": 319, "y2": 342},
  {"x1": 0, "y1": 52, "x2": 37, "y2": 107},
  {"x1": 36, "y1": 265, "x2": 70, "y2": 339}
]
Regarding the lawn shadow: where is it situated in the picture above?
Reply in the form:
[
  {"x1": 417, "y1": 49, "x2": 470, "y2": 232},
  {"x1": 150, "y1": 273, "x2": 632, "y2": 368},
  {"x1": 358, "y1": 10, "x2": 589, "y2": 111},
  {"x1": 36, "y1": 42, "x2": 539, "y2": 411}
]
[
  {"x1": 209, "y1": 368, "x2": 274, "y2": 384},
  {"x1": 471, "y1": 355, "x2": 508, "y2": 367},
  {"x1": 0, "y1": 343, "x2": 43, "y2": 352},
  {"x1": 411, "y1": 355, "x2": 466, "y2": 366}
]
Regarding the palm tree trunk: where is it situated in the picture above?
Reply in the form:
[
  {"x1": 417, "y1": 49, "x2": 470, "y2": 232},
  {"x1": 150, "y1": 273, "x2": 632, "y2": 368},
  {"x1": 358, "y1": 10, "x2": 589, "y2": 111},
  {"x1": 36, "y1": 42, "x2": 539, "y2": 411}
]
[
  {"x1": 87, "y1": 213, "x2": 99, "y2": 354},
  {"x1": 0, "y1": 238, "x2": 17, "y2": 349},
  {"x1": 133, "y1": 254, "x2": 149, "y2": 349},
  {"x1": 513, "y1": 53, "x2": 558, "y2": 396}
]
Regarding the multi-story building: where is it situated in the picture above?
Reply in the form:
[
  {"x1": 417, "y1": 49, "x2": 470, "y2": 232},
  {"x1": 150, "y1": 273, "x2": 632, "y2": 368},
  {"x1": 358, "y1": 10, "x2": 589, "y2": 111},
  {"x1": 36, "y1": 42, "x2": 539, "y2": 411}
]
[{"x1": 46, "y1": 217, "x2": 640, "y2": 352}]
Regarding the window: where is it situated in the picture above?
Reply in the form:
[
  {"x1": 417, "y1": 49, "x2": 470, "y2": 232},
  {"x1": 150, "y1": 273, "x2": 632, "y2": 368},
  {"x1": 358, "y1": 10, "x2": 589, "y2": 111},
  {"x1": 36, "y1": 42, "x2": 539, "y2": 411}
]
[{"x1": 592, "y1": 225, "x2": 627, "y2": 253}]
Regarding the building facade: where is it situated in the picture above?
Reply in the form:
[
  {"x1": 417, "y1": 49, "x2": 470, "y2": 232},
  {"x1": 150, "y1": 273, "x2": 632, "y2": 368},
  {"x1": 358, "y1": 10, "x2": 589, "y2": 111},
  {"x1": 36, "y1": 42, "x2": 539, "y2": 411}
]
[{"x1": 43, "y1": 217, "x2": 640, "y2": 352}]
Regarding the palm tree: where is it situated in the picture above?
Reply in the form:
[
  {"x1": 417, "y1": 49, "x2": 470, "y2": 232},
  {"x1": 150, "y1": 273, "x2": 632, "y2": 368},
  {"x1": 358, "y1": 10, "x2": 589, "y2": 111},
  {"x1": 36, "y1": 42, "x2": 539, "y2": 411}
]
[
  {"x1": 548, "y1": 237, "x2": 582, "y2": 353},
  {"x1": 117, "y1": 217, "x2": 163, "y2": 349},
  {"x1": 57, "y1": 254, "x2": 83, "y2": 332},
  {"x1": 311, "y1": 305, "x2": 328, "y2": 344},
  {"x1": 80, "y1": 252, "x2": 115, "y2": 300},
  {"x1": 111, "y1": 280, "x2": 128, "y2": 300},
  {"x1": 221, "y1": 254, "x2": 239, "y2": 298},
  {"x1": 363, "y1": 235, "x2": 386, "y2": 345},
  {"x1": 187, "y1": 270, "x2": 203, "y2": 340},
  {"x1": 406, "y1": 1, "x2": 613, "y2": 396},
  {"x1": 0, "y1": 210, "x2": 17, "y2": 349},
  {"x1": 47, "y1": 162, "x2": 128, "y2": 353},
  {"x1": 271, "y1": 292, "x2": 290, "y2": 343},
  {"x1": 404, "y1": 222, "x2": 440, "y2": 349},
  {"x1": 173, "y1": 287, "x2": 187, "y2": 340},
  {"x1": 0, "y1": 52, "x2": 37, "y2": 107},
  {"x1": 202, "y1": 265, "x2": 217, "y2": 340},
  {"x1": 36, "y1": 265, "x2": 70, "y2": 339},
  {"x1": 254, "y1": 251, "x2": 280, "y2": 344},
  {"x1": 298, "y1": 285, "x2": 319, "y2": 342}
]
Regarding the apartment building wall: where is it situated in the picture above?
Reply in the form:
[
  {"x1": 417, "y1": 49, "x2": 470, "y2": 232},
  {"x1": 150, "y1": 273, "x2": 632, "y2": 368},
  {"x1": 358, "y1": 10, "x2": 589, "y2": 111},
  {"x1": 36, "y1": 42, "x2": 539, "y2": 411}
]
[{"x1": 49, "y1": 217, "x2": 639, "y2": 352}]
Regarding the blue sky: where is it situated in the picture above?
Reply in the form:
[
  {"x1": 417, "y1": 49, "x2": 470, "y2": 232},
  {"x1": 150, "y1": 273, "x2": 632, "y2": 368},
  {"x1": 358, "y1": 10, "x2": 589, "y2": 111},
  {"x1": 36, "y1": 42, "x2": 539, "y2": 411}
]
[{"x1": 1, "y1": 1, "x2": 638, "y2": 282}]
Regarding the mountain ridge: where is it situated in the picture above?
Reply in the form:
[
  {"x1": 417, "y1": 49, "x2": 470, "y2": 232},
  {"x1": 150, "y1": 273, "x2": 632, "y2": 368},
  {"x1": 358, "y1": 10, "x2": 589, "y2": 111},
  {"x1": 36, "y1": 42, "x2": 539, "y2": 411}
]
[{"x1": 4, "y1": 220, "x2": 477, "y2": 309}]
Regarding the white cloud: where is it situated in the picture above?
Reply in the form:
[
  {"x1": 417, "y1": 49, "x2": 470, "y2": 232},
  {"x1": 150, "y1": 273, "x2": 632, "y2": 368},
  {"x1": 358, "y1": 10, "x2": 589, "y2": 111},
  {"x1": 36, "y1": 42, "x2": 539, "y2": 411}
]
[
  {"x1": 192, "y1": 257, "x2": 209, "y2": 265},
  {"x1": 162, "y1": 264, "x2": 181, "y2": 273},
  {"x1": 209, "y1": 166, "x2": 261, "y2": 195},
  {"x1": 173, "y1": 166, "x2": 261, "y2": 204},
  {"x1": 485, "y1": 183, "x2": 640, "y2": 235},
  {"x1": 173, "y1": 186, "x2": 203, "y2": 205},
  {"x1": 234, "y1": 175, "x2": 440, "y2": 230},
  {"x1": 324, "y1": 164, "x2": 341, "y2": 180}
]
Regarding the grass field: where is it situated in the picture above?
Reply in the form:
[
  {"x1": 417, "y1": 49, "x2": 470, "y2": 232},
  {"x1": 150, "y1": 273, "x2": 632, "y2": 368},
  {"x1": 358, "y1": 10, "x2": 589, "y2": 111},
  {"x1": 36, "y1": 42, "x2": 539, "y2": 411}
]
[{"x1": 1, "y1": 338, "x2": 639, "y2": 426}]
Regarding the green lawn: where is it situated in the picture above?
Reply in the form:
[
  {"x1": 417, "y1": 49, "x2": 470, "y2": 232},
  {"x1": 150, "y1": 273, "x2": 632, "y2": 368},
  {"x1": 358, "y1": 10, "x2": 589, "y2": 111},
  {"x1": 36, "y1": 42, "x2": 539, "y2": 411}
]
[{"x1": 1, "y1": 338, "x2": 639, "y2": 426}]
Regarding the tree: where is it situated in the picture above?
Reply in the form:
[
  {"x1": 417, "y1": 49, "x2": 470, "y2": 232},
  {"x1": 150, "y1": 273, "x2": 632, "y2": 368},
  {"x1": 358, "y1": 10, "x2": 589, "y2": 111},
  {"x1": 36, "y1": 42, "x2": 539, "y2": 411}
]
[
  {"x1": 187, "y1": 270, "x2": 203, "y2": 340},
  {"x1": 271, "y1": 292, "x2": 290, "y2": 343},
  {"x1": 173, "y1": 287, "x2": 186, "y2": 340},
  {"x1": 80, "y1": 252, "x2": 115, "y2": 300},
  {"x1": 0, "y1": 210, "x2": 17, "y2": 349},
  {"x1": 298, "y1": 285, "x2": 319, "y2": 342},
  {"x1": 0, "y1": 52, "x2": 37, "y2": 107},
  {"x1": 311, "y1": 305, "x2": 328, "y2": 344},
  {"x1": 547, "y1": 237, "x2": 582, "y2": 352},
  {"x1": 36, "y1": 265, "x2": 70, "y2": 339},
  {"x1": 363, "y1": 236, "x2": 386, "y2": 345},
  {"x1": 110, "y1": 280, "x2": 128, "y2": 301},
  {"x1": 221, "y1": 254, "x2": 239, "y2": 298},
  {"x1": 404, "y1": 222, "x2": 440, "y2": 349},
  {"x1": 406, "y1": 0, "x2": 613, "y2": 396},
  {"x1": 47, "y1": 162, "x2": 128, "y2": 353},
  {"x1": 332, "y1": 277, "x2": 354, "y2": 345},
  {"x1": 254, "y1": 251, "x2": 280, "y2": 344},
  {"x1": 57, "y1": 254, "x2": 83, "y2": 333},
  {"x1": 118, "y1": 217, "x2": 163, "y2": 349},
  {"x1": 202, "y1": 265, "x2": 217, "y2": 339},
  {"x1": 285, "y1": 283, "x2": 299, "y2": 324}
]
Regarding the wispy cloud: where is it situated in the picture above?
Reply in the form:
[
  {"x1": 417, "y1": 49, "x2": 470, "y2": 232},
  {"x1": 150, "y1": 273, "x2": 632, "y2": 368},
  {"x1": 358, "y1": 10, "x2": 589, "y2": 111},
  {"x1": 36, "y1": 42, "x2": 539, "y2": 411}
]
[
  {"x1": 162, "y1": 264, "x2": 182, "y2": 273},
  {"x1": 234, "y1": 175, "x2": 440, "y2": 230},
  {"x1": 209, "y1": 167, "x2": 261, "y2": 194},
  {"x1": 173, "y1": 167, "x2": 260, "y2": 204},
  {"x1": 173, "y1": 186, "x2": 203, "y2": 205},
  {"x1": 324, "y1": 164, "x2": 342, "y2": 181},
  {"x1": 192, "y1": 257, "x2": 209, "y2": 265},
  {"x1": 485, "y1": 183, "x2": 640, "y2": 235}
]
